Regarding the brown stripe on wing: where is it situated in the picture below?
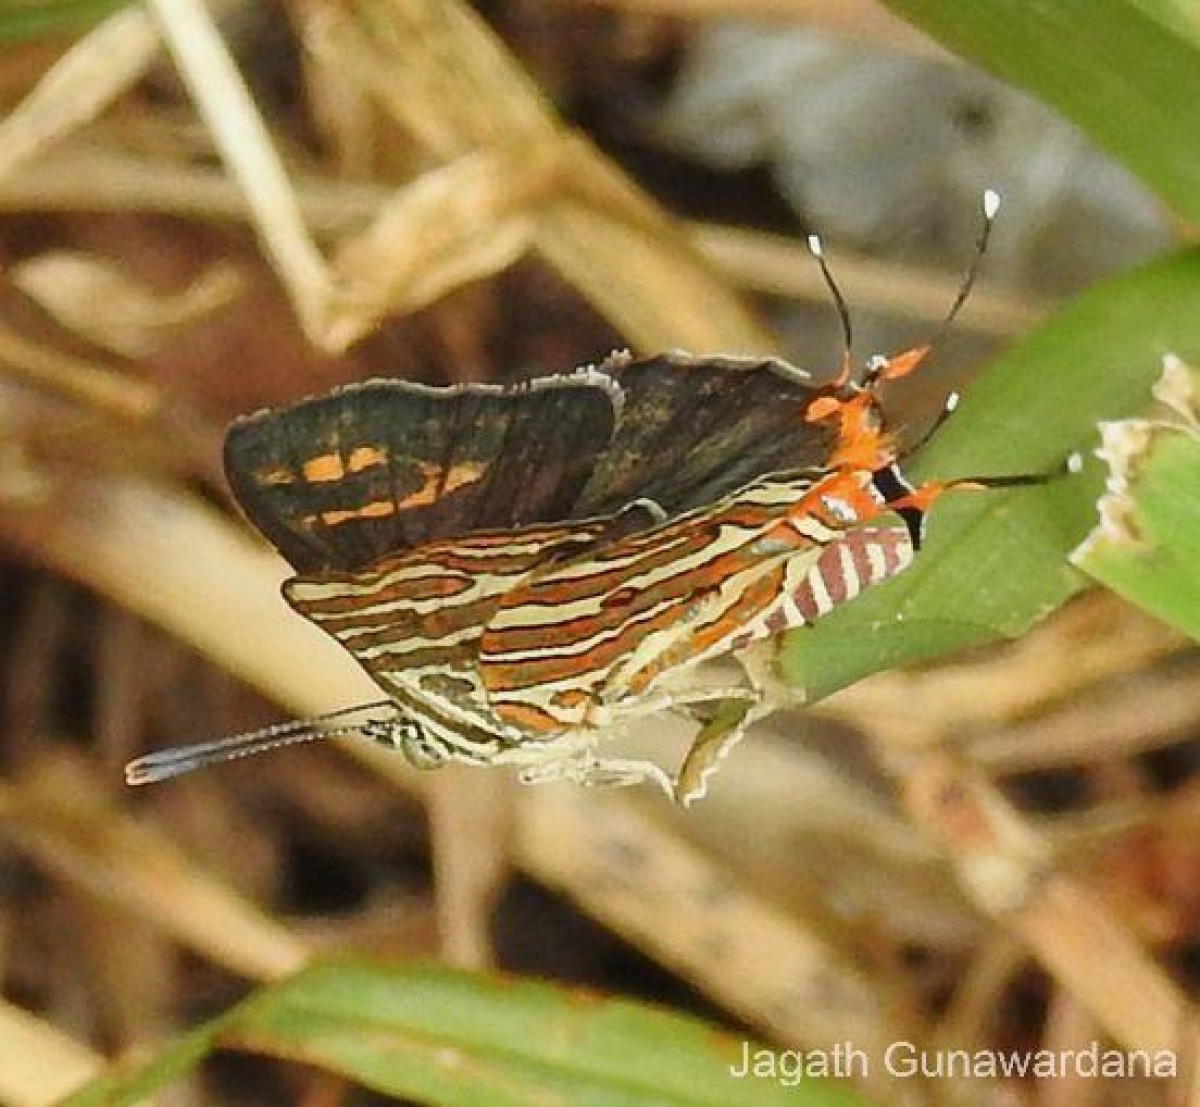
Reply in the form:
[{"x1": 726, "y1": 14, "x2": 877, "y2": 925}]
[
  {"x1": 284, "y1": 516, "x2": 627, "y2": 742},
  {"x1": 285, "y1": 518, "x2": 615, "y2": 647},
  {"x1": 619, "y1": 562, "x2": 792, "y2": 697},
  {"x1": 479, "y1": 473, "x2": 837, "y2": 728}
]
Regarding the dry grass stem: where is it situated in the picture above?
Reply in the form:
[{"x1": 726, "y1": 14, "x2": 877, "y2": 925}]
[
  {"x1": 321, "y1": 0, "x2": 774, "y2": 352},
  {"x1": 613, "y1": 710, "x2": 978, "y2": 948},
  {"x1": 0, "y1": 997, "x2": 103, "y2": 1107},
  {"x1": 930, "y1": 935, "x2": 1026, "y2": 1055},
  {"x1": 518, "y1": 786, "x2": 924, "y2": 1106},
  {"x1": 0, "y1": 6, "x2": 159, "y2": 184},
  {"x1": 567, "y1": 0, "x2": 941, "y2": 56},
  {"x1": 12, "y1": 253, "x2": 245, "y2": 359},
  {"x1": 692, "y1": 221, "x2": 1049, "y2": 338},
  {"x1": 328, "y1": 147, "x2": 546, "y2": 335},
  {"x1": 967, "y1": 665, "x2": 1200, "y2": 772},
  {"x1": 428, "y1": 769, "x2": 513, "y2": 969},
  {"x1": 1, "y1": 758, "x2": 312, "y2": 982},
  {"x1": 0, "y1": 148, "x2": 381, "y2": 233},
  {"x1": 0, "y1": 150, "x2": 1044, "y2": 339},
  {"x1": 0, "y1": 324, "x2": 161, "y2": 422},
  {"x1": 1038, "y1": 994, "x2": 1108, "y2": 1107},
  {"x1": 0, "y1": 469, "x2": 379, "y2": 721},
  {"x1": 148, "y1": 0, "x2": 336, "y2": 341},
  {"x1": 820, "y1": 593, "x2": 1184, "y2": 749},
  {"x1": 536, "y1": 147, "x2": 779, "y2": 353},
  {"x1": 904, "y1": 755, "x2": 1197, "y2": 1067}
]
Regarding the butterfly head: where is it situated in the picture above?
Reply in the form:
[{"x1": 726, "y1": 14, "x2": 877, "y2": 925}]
[{"x1": 796, "y1": 190, "x2": 1066, "y2": 548}]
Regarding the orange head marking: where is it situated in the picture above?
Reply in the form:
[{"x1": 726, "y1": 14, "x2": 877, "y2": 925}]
[
  {"x1": 804, "y1": 388, "x2": 894, "y2": 472},
  {"x1": 887, "y1": 480, "x2": 950, "y2": 517},
  {"x1": 804, "y1": 395, "x2": 841, "y2": 423},
  {"x1": 876, "y1": 344, "x2": 932, "y2": 382}
]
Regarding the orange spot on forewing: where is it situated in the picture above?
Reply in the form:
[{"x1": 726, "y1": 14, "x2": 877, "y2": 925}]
[
  {"x1": 396, "y1": 461, "x2": 488, "y2": 509},
  {"x1": 346, "y1": 446, "x2": 388, "y2": 473},
  {"x1": 317, "y1": 501, "x2": 397, "y2": 526},
  {"x1": 302, "y1": 453, "x2": 346, "y2": 482}
]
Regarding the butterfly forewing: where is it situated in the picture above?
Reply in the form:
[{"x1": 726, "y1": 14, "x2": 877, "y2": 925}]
[
  {"x1": 579, "y1": 352, "x2": 837, "y2": 518},
  {"x1": 224, "y1": 372, "x2": 623, "y2": 573}
]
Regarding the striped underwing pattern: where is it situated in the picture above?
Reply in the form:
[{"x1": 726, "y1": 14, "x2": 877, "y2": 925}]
[{"x1": 128, "y1": 349, "x2": 941, "y2": 801}]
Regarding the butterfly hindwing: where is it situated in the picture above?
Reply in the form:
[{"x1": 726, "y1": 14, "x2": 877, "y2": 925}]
[
  {"x1": 282, "y1": 517, "x2": 628, "y2": 746},
  {"x1": 477, "y1": 470, "x2": 833, "y2": 732}
]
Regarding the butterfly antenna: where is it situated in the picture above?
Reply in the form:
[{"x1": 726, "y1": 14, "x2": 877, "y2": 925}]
[
  {"x1": 952, "y1": 450, "x2": 1084, "y2": 491},
  {"x1": 808, "y1": 233, "x2": 854, "y2": 385},
  {"x1": 930, "y1": 188, "x2": 1001, "y2": 348},
  {"x1": 867, "y1": 190, "x2": 1001, "y2": 392},
  {"x1": 900, "y1": 391, "x2": 961, "y2": 461},
  {"x1": 125, "y1": 700, "x2": 396, "y2": 785}
]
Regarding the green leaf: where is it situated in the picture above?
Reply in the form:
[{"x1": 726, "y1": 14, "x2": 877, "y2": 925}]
[
  {"x1": 782, "y1": 250, "x2": 1200, "y2": 701},
  {"x1": 0, "y1": 0, "x2": 130, "y2": 43},
  {"x1": 1070, "y1": 362, "x2": 1200, "y2": 640},
  {"x1": 882, "y1": 0, "x2": 1200, "y2": 221},
  {"x1": 57, "y1": 959, "x2": 875, "y2": 1107}
]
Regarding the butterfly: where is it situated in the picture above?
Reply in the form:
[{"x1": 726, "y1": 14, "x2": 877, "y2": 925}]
[{"x1": 126, "y1": 191, "x2": 1054, "y2": 803}]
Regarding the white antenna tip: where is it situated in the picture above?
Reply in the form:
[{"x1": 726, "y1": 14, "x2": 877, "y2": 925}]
[
  {"x1": 983, "y1": 189, "x2": 1001, "y2": 219},
  {"x1": 946, "y1": 390, "x2": 961, "y2": 413},
  {"x1": 1066, "y1": 450, "x2": 1084, "y2": 474},
  {"x1": 807, "y1": 234, "x2": 823, "y2": 258}
]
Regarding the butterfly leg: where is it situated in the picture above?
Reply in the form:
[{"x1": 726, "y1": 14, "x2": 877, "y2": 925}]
[
  {"x1": 608, "y1": 683, "x2": 763, "y2": 805},
  {"x1": 673, "y1": 694, "x2": 761, "y2": 806},
  {"x1": 516, "y1": 686, "x2": 763, "y2": 803},
  {"x1": 518, "y1": 751, "x2": 675, "y2": 798}
]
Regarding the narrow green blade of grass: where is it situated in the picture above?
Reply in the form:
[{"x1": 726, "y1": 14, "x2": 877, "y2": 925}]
[
  {"x1": 57, "y1": 959, "x2": 875, "y2": 1107},
  {"x1": 782, "y1": 250, "x2": 1200, "y2": 702},
  {"x1": 1070, "y1": 367, "x2": 1200, "y2": 640},
  {"x1": 0, "y1": 0, "x2": 130, "y2": 42},
  {"x1": 883, "y1": 0, "x2": 1200, "y2": 221}
]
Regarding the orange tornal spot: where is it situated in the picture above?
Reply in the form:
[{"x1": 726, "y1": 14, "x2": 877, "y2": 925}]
[
  {"x1": 396, "y1": 461, "x2": 488, "y2": 509},
  {"x1": 494, "y1": 701, "x2": 562, "y2": 735},
  {"x1": 551, "y1": 688, "x2": 592, "y2": 711}
]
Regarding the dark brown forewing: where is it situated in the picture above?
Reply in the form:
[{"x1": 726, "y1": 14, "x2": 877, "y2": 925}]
[
  {"x1": 224, "y1": 374, "x2": 621, "y2": 572},
  {"x1": 575, "y1": 352, "x2": 836, "y2": 519}
]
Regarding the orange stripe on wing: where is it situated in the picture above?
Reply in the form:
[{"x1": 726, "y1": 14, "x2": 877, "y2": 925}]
[{"x1": 623, "y1": 565, "x2": 787, "y2": 695}]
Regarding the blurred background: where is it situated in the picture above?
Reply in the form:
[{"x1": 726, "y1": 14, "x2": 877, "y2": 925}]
[{"x1": 0, "y1": 2, "x2": 1194, "y2": 1106}]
